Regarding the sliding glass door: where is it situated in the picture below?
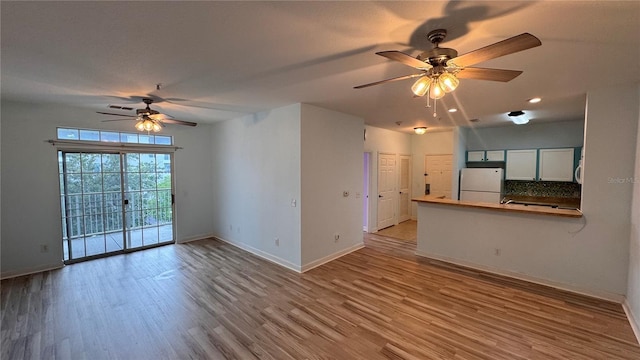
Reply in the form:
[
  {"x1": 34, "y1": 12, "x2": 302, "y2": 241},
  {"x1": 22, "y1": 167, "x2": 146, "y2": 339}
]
[{"x1": 59, "y1": 151, "x2": 174, "y2": 262}]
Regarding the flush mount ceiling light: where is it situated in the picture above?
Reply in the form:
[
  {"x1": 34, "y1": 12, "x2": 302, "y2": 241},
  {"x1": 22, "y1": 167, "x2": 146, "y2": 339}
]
[
  {"x1": 508, "y1": 110, "x2": 529, "y2": 125},
  {"x1": 528, "y1": 97, "x2": 542, "y2": 104},
  {"x1": 448, "y1": 108, "x2": 458, "y2": 113},
  {"x1": 414, "y1": 127, "x2": 428, "y2": 135}
]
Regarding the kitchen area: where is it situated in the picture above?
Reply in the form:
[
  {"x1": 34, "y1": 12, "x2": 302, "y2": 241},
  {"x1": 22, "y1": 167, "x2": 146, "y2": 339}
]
[
  {"x1": 417, "y1": 118, "x2": 585, "y2": 211},
  {"x1": 409, "y1": 81, "x2": 638, "y2": 302}
]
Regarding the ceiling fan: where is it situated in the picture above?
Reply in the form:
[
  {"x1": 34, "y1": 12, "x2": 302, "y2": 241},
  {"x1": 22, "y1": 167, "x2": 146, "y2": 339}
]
[
  {"x1": 98, "y1": 98, "x2": 197, "y2": 132},
  {"x1": 354, "y1": 29, "x2": 541, "y2": 105}
]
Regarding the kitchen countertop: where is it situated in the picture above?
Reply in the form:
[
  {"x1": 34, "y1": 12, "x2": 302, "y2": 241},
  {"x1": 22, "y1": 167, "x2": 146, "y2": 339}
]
[{"x1": 412, "y1": 196, "x2": 583, "y2": 218}]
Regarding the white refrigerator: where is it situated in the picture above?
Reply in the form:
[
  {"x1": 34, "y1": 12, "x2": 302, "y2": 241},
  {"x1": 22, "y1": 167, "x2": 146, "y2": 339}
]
[{"x1": 460, "y1": 168, "x2": 504, "y2": 203}]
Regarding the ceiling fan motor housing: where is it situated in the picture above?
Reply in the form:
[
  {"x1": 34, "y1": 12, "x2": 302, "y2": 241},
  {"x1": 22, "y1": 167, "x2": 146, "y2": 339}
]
[{"x1": 418, "y1": 48, "x2": 458, "y2": 67}]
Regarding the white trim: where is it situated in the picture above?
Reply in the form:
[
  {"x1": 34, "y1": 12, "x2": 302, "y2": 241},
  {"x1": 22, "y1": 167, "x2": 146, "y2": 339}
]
[
  {"x1": 176, "y1": 234, "x2": 216, "y2": 244},
  {"x1": 213, "y1": 235, "x2": 302, "y2": 273},
  {"x1": 48, "y1": 139, "x2": 180, "y2": 152},
  {"x1": 415, "y1": 250, "x2": 625, "y2": 303},
  {"x1": 301, "y1": 242, "x2": 365, "y2": 273},
  {"x1": 1, "y1": 263, "x2": 64, "y2": 280},
  {"x1": 623, "y1": 299, "x2": 640, "y2": 345}
]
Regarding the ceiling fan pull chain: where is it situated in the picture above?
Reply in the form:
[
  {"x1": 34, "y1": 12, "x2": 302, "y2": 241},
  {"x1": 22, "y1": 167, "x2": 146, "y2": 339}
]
[{"x1": 433, "y1": 97, "x2": 437, "y2": 117}]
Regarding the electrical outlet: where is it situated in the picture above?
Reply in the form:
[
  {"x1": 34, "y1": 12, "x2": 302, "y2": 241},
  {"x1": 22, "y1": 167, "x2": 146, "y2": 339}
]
[
  {"x1": 275, "y1": 238, "x2": 280, "y2": 246},
  {"x1": 334, "y1": 233, "x2": 340, "y2": 242},
  {"x1": 291, "y1": 199, "x2": 297, "y2": 207},
  {"x1": 40, "y1": 244, "x2": 49, "y2": 253}
]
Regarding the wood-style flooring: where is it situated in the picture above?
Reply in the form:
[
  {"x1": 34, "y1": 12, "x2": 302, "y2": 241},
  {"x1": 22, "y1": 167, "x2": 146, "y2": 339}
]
[
  {"x1": 375, "y1": 220, "x2": 417, "y2": 241},
  {"x1": 2, "y1": 233, "x2": 639, "y2": 359}
]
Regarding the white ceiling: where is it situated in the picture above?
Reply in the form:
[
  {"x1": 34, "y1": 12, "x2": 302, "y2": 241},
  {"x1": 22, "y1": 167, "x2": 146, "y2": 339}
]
[{"x1": 2, "y1": 1, "x2": 639, "y2": 133}]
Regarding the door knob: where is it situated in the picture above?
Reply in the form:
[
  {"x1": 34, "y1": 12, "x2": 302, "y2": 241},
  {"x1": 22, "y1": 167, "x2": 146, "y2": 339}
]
[{"x1": 379, "y1": 195, "x2": 383, "y2": 198}]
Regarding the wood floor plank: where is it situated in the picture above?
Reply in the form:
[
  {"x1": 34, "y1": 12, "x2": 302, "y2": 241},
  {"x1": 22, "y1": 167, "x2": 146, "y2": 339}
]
[{"x1": 2, "y1": 233, "x2": 639, "y2": 359}]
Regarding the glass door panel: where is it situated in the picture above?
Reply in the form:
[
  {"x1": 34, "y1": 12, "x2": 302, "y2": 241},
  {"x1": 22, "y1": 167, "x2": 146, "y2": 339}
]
[
  {"x1": 123, "y1": 152, "x2": 174, "y2": 250},
  {"x1": 60, "y1": 151, "x2": 123, "y2": 261}
]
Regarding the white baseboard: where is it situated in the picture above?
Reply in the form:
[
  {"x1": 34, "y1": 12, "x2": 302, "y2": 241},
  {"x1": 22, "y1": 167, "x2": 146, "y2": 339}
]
[
  {"x1": 1, "y1": 262, "x2": 65, "y2": 280},
  {"x1": 415, "y1": 250, "x2": 625, "y2": 303},
  {"x1": 623, "y1": 299, "x2": 640, "y2": 345},
  {"x1": 301, "y1": 242, "x2": 365, "y2": 273},
  {"x1": 212, "y1": 235, "x2": 302, "y2": 273},
  {"x1": 176, "y1": 233, "x2": 215, "y2": 244}
]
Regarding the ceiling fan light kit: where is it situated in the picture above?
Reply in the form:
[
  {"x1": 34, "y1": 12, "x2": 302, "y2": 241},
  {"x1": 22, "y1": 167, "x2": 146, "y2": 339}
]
[{"x1": 355, "y1": 28, "x2": 541, "y2": 120}]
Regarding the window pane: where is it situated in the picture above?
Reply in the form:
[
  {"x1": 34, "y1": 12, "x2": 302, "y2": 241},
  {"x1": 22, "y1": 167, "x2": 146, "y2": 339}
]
[
  {"x1": 120, "y1": 133, "x2": 138, "y2": 143},
  {"x1": 65, "y1": 174, "x2": 82, "y2": 194},
  {"x1": 157, "y1": 173, "x2": 171, "y2": 189},
  {"x1": 156, "y1": 154, "x2": 171, "y2": 172},
  {"x1": 141, "y1": 173, "x2": 157, "y2": 190},
  {"x1": 125, "y1": 173, "x2": 141, "y2": 191},
  {"x1": 100, "y1": 131, "x2": 120, "y2": 142},
  {"x1": 64, "y1": 153, "x2": 81, "y2": 173},
  {"x1": 142, "y1": 191, "x2": 158, "y2": 209},
  {"x1": 139, "y1": 135, "x2": 153, "y2": 144},
  {"x1": 125, "y1": 153, "x2": 140, "y2": 172},
  {"x1": 81, "y1": 153, "x2": 101, "y2": 173},
  {"x1": 58, "y1": 128, "x2": 79, "y2": 140},
  {"x1": 82, "y1": 174, "x2": 102, "y2": 193},
  {"x1": 79, "y1": 130, "x2": 100, "y2": 141},
  {"x1": 103, "y1": 173, "x2": 121, "y2": 192},
  {"x1": 155, "y1": 136, "x2": 172, "y2": 145},
  {"x1": 101, "y1": 154, "x2": 121, "y2": 173},
  {"x1": 140, "y1": 154, "x2": 156, "y2": 171}
]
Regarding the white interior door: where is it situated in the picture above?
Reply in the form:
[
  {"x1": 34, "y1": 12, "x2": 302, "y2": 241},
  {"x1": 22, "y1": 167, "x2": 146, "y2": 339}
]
[
  {"x1": 398, "y1": 155, "x2": 411, "y2": 222},
  {"x1": 425, "y1": 154, "x2": 453, "y2": 198},
  {"x1": 377, "y1": 153, "x2": 396, "y2": 230}
]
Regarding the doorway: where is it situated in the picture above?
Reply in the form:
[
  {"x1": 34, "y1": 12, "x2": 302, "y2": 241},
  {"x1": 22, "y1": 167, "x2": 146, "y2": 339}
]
[
  {"x1": 377, "y1": 153, "x2": 396, "y2": 230},
  {"x1": 58, "y1": 151, "x2": 175, "y2": 263},
  {"x1": 424, "y1": 154, "x2": 453, "y2": 198},
  {"x1": 363, "y1": 152, "x2": 371, "y2": 232},
  {"x1": 398, "y1": 155, "x2": 411, "y2": 222}
]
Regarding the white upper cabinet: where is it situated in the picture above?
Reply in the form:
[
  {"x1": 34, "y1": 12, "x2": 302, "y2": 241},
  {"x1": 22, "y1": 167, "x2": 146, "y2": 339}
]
[
  {"x1": 467, "y1": 150, "x2": 505, "y2": 162},
  {"x1": 539, "y1": 148, "x2": 575, "y2": 181},
  {"x1": 485, "y1": 150, "x2": 505, "y2": 162},
  {"x1": 467, "y1": 151, "x2": 485, "y2": 162},
  {"x1": 506, "y1": 149, "x2": 537, "y2": 180}
]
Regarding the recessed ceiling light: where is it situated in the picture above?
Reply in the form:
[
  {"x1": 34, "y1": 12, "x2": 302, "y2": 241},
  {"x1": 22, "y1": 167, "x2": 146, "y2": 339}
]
[
  {"x1": 528, "y1": 97, "x2": 542, "y2": 104},
  {"x1": 448, "y1": 108, "x2": 458, "y2": 113}
]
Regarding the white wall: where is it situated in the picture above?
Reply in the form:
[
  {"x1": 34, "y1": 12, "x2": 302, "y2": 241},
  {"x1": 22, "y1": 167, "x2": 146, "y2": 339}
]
[
  {"x1": 363, "y1": 126, "x2": 411, "y2": 231},
  {"x1": 416, "y1": 82, "x2": 638, "y2": 299},
  {"x1": 626, "y1": 84, "x2": 640, "y2": 339},
  {"x1": 210, "y1": 104, "x2": 302, "y2": 270},
  {"x1": 300, "y1": 104, "x2": 364, "y2": 269},
  {"x1": 410, "y1": 130, "x2": 454, "y2": 214},
  {"x1": 1, "y1": 100, "x2": 215, "y2": 277},
  {"x1": 465, "y1": 119, "x2": 585, "y2": 150}
]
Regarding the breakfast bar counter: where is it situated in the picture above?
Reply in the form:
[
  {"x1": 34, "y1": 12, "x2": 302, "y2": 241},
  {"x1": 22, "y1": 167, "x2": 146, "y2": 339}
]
[{"x1": 412, "y1": 196, "x2": 582, "y2": 218}]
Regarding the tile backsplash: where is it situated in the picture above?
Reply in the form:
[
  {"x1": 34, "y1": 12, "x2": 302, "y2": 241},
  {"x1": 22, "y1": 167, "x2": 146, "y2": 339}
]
[{"x1": 505, "y1": 180, "x2": 581, "y2": 198}]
